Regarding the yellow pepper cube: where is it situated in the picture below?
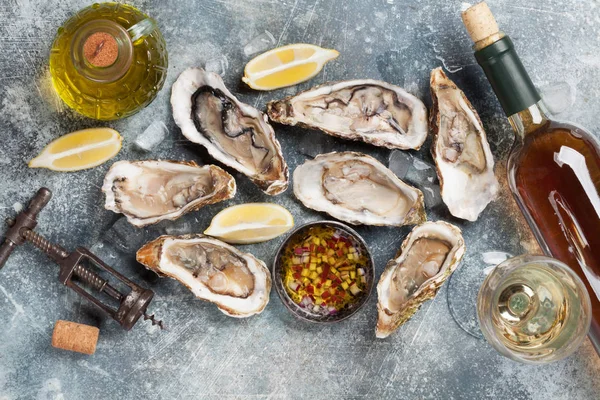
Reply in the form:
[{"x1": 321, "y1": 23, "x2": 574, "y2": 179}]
[
  {"x1": 347, "y1": 253, "x2": 354, "y2": 260},
  {"x1": 309, "y1": 271, "x2": 319, "y2": 280},
  {"x1": 350, "y1": 271, "x2": 356, "y2": 279},
  {"x1": 312, "y1": 237, "x2": 320, "y2": 245},
  {"x1": 317, "y1": 266, "x2": 323, "y2": 274},
  {"x1": 330, "y1": 267, "x2": 338, "y2": 274},
  {"x1": 315, "y1": 298, "x2": 323, "y2": 305},
  {"x1": 327, "y1": 249, "x2": 335, "y2": 256},
  {"x1": 309, "y1": 263, "x2": 317, "y2": 270},
  {"x1": 324, "y1": 279, "x2": 332, "y2": 287},
  {"x1": 341, "y1": 282, "x2": 349, "y2": 290},
  {"x1": 328, "y1": 256, "x2": 336, "y2": 265},
  {"x1": 301, "y1": 269, "x2": 310, "y2": 277}
]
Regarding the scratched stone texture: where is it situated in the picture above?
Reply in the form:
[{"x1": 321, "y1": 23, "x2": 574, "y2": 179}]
[{"x1": 1, "y1": 0, "x2": 600, "y2": 399}]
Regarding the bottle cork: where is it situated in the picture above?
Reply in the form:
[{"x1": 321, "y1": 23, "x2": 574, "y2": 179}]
[
  {"x1": 51, "y1": 320, "x2": 99, "y2": 355},
  {"x1": 83, "y1": 32, "x2": 119, "y2": 68},
  {"x1": 461, "y1": 2, "x2": 500, "y2": 44}
]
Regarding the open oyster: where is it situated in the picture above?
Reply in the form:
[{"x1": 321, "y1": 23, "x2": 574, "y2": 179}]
[
  {"x1": 267, "y1": 80, "x2": 428, "y2": 150},
  {"x1": 376, "y1": 221, "x2": 465, "y2": 338},
  {"x1": 137, "y1": 234, "x2": 271, "y2": 317},
  {"x1": 103, "y1": 160, "x2": 235, "y2": 227},
  {"x1": 430, "y1": 68, "x2": 499, "y2": 221},
  {"x1": 171, "y1": 68, "x2": 288, "y2": 195},
  {"x1": 293, "y1": 152, "x2": 426, "y2": 226}
]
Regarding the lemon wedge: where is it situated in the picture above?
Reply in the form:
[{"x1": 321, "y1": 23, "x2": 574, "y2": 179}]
[
  {"x1": 204, "y1": 203, "x2": 294, "y2": 244},
  {"x1": 243, "y1": 43, "x2": 339, "y2": 90},
  {"x1": 29, "y1": 128, "x2": 122, "y2": 172}
]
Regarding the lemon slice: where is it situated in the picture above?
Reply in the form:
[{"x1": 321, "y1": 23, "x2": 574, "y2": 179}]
[
  {"x1": 204, "y1": 203, "x2": 294, "y2": 244},
  {"x1": 243, "y1": 43, "x2": 339, "y2": 90},
  {"x1": 29, "y1": 128, "x2": 122, "y2": 172}
]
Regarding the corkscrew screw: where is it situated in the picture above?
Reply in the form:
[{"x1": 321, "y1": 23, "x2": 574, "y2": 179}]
[{"x1": 0, "y1": 188, "x2": 163, "y2": 330}]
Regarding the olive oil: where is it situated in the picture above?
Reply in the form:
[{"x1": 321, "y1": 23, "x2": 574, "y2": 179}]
[{"x1": 49, "y1": 3, "x2": 168, "y2": 120}]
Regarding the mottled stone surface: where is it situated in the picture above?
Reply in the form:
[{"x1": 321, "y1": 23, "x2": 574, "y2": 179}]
[{"x1": 1, "y1": 0, "x2": 600, "y2": 399}]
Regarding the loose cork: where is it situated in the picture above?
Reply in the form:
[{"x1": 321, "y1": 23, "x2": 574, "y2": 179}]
[
  {"x1": 461, "y1": 2, "x2": 500, "y2": 43},
  {"x1": 51, "y1": 320, "x2": 99, "y2": 355},
  {"x1": 83, "y1": 32, "x2": 118, "y2": 68}
]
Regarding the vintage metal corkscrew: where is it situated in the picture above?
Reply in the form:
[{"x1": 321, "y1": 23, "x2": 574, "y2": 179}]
[{"x1": 0, "y1": 187, "x2": 163, "y2": 330}]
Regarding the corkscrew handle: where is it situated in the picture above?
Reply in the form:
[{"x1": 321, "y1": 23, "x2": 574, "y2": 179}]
[{"x1": 0, "y1": 188, "x2": 52, "y2": 269}]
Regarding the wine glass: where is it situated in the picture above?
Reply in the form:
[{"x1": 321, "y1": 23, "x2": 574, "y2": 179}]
[{"x1": 477, "y1": 255, "x2": 591, "y2": 363}]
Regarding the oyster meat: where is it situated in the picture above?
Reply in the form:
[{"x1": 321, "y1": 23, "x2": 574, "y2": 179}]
[
  {"x1": 430, "y1": 68, "x2": 499, "y2": 221},
  {"x1": 267, "y1": 80, "x2": 428, "y2": 150},
  {"x1": 171, "y1": 68, "x2": 288, "y2": 195},
  {"x1": 293, "y1": 152, "x2": 426, "y2": 226},
  {"x1": 137, "y1": 234, "x2": 271, "y2": 317},
  {"x1": 376, "y1": 221, "x2": 465, "y2": 338},
  {"x1": 103, "y1": 160, "x2": 235, "y2": 227}
]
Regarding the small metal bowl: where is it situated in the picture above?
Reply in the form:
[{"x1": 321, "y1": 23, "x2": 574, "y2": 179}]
[{"x1": 272, "y1": 220, "x2": 375, "y2": 323}]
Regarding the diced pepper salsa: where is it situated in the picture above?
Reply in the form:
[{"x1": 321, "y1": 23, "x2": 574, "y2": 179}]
[{"x1": 282, "y1": 226, "x2": 368, "y2": 315}]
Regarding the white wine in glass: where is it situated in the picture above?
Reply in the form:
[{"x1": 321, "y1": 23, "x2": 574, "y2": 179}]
[{"x1": 477, "y1": 255, "x2": 591, "y2": 364}]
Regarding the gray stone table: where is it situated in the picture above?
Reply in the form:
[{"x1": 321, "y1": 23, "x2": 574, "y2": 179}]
[{"x1": 1, "y1": 0, "x2": 600, "y2": 398}]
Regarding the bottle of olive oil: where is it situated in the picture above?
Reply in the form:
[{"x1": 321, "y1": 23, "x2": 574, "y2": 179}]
[{"x1": 49, "y1": 3, "x2": 168, "y2": 120}]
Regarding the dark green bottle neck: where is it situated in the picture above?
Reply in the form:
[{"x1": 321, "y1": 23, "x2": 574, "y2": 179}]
[{"x1": 475, "y1": 36, "x2": 541, "y2": 118}]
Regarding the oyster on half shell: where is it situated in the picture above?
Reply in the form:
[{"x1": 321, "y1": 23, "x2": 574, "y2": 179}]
[
  {"x1": 137, "y1": 234, "x2": 271, "y2": 317},
  {"x1": 430, "y1": 68, "x2": 499, "y2": 221},
  {"x1": 171, "y1": 68, "x2": 288, "y2": 195},
  {"x1": 293, "y1": 152, "x2": 426, "y2": 226},
  {"x1": 267, "y1": 80, "x2": 428, "y2": 150},
  {"x1": 376, "y1": 221, "x2": 465, "y2": 338},
  {"x1": 103, "y1": 160, "x2": 236, "y2": 227}
]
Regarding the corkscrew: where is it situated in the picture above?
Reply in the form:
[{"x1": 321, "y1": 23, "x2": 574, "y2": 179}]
[{"x1": 0, "y1": 188, "x2": 163, "y2": 330}]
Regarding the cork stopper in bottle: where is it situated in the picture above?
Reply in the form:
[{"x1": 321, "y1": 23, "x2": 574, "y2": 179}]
[
  {"x1": 83, "y1": 32, "x2": 119, "y2": 68},
  {"x1": 51, "y1": 320, "x2": 99, "y2": 355},
  {"x1": 461, "y1": 2, "x2": 500, "y2": 44}
]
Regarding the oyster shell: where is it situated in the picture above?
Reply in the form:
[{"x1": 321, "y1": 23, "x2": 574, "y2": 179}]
[
  {"x1": 267, "y1": 80, "x2": 428, "y2": 150},
  {"x1": 171, "y1": 68, "x2": 288, "y2": 195},
  {"x1": 376, "y1": 221, "x2": 465, "y2": 338},
  {"x1": 430, "y1": 68, "x2": 499, "y2": 221},
  {"x1": 137, "y1": 234, "x2": 271, "y2": 317},
  {"x1": 293, "y1": 152, "x2": 426, "y2": 226},
  {"x1": 103, "y1": 160, "x2": 235, "y2": 227}
]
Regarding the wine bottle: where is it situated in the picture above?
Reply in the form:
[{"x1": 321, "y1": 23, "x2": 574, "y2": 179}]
[{"x1": 462, "y1": 2, "x2": 600, "y2": 354}]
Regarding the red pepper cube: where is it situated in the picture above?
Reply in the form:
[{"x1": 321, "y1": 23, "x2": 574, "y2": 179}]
[
  {"x1": 306, "y1": 285, "x2": 314, "y2": 294},
  {"x1": 322, "y1": 291, "x2": 331, "y2": 299},
  {"x1": 293, "y1": 272, "x2": 301, "y2": 280},
  {"x1": 318, "y1": 246, "x2": 325, "y2": 253}
]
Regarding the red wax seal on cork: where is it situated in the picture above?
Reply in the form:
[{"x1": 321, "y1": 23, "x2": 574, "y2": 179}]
[{"x1": 83, "y1": 32, "x2": 119, "y2": 67}]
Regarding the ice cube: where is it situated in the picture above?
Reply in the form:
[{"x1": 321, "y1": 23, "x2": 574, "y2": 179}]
[
  {"x1": 243, "y1": 30, "x2": 276, "y2": 57},
  {"x1": 412, "y1": 158, "x2": 432, "y2": 171},
  {"x1": 298, "y1": 133, "x2": 334, "y2": 158},
  {"x1": 481, "y1": 251, "x2": 512, "y2": 266},
  {"x1": 388, "y1": 150, "x2": 413, "y2": 179},
  {"x1": 538, "y1": 81, "x2": 574, "y2": 115},
  {"x1": 421, "y1": 183, "x2": 443, "y2": 208},
  {"x1": 134, "y1": 121, "x2": 168, "y2": 152},
  {"x1": 162, "y1": 219, "x2": 194, "y2": 236},
  {"x1": 102, "y1": 217, "x2": 147, "y2": 253},
  {"x1": 205, "y1": 55, "x2": 229, "y2": 76},
  {"x1": 89, "y1": 241, "x2": 118, "y2": 261}
]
